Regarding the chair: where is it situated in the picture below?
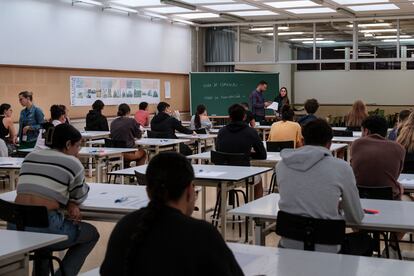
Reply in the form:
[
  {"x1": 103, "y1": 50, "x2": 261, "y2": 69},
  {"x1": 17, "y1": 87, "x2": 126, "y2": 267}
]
[
  {"x1": 147, "y1": 130, "x2": 174, "y2": 139},
  {"x1": 266, "y1": 141, "x2": 294, "y2": 153},
  {"x1": 104, "y1": 138, "x2": 128, "y2": 184},
  {"x1": 266, "y1": 141, "x2": 294, "y2": 194},
  {"x1": 333, "y1": 129, "x2": 354, "y2": 137},
  {"x1": 276, "y1": 210, "x2": 345, "y2": 251},
  {"x1": 134, "y1": 171, "x2": 148, "y2": 186},
  {"x1": 357, "y1": 185, "x2": 402, "y2": 259},
  {"x1": 210, "y1": 151, "x2": 250, "y2": 238},
  {"x1": 345, "y1": 127, "x2": 360, "y2": 132},
  {"x1": 0, "y1": 199, "x2": 65, "y2": 276}
]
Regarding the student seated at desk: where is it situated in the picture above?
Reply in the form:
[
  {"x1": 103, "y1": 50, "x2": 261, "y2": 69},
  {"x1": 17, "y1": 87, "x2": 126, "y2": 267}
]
[
  {"x1": 217, "y1": 104, "x2": 266, "y2": 198},
  {"x1": 276, "y1": 119, "x2": 370, "y2": 255},
  {"x1": 135, "y1": 101, "x2": 150, "y2": 127},
  {"x1": 240, "y1": 102, "x2": 255, "y2": 128},
  {"x1": 397, "y1": 112, "x2": 414, "y2": 173},
  {"x1": 389, "y1": 109, "x2": 410, "y2": 141},
  {"x1": 190, "y1": 104, "x2": 212, "y2": 131},
  {"x1": 100, "y1": 152, "x2": 243, "y2": 276},
  {"x1": 35, "y1": 105, "x2": 66, "y2": 150},
  {"x1": 351, "y1": 115, "x2": 405, "y2": 200},
  {"x1": 9, "y1": 124, "x2": 99, "y2": 276},
  {"x1": 151, "y1": 102, "x2": 194, "y2": 155},
  {"x1": 0, "y1": 103, "x2": 18, "y2": 153},
  {"x1": 297, "y1": 98, "x2": 319, "y2": 126},
  {"x1": 111, "y1": 103, "x2": 147, "y2": 165},
  {"x1": 345, "y1": 100, "x2": 368, "y2": 131},
  {"x1": 85, "y1": 99, "x2": 109, "y2": 131},
  {"x1": 268, "y1": 105, "x2": 303, "y2": 148}
]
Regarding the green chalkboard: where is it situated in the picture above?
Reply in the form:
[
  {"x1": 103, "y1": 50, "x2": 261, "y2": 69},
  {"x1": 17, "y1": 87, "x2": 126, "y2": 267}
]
[{"x1": 190, "y1": 72, "x2": 280, "y2": 116}]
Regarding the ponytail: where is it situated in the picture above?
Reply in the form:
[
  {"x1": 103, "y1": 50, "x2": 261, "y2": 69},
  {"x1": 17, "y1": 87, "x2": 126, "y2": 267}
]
[{"x1": 194, "y1": 104, "x2": 206, "y2": 130}]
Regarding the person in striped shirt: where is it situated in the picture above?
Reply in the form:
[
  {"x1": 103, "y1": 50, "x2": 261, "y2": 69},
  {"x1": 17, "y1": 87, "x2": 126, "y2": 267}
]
[{"x1": 9, "y1": 124, "x2": 99, "y2": 276}]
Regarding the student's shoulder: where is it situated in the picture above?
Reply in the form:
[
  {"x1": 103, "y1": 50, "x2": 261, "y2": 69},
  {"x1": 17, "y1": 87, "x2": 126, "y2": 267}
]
[{"x1": 329, "y1": 156, "x2": 354, "y2": 174}]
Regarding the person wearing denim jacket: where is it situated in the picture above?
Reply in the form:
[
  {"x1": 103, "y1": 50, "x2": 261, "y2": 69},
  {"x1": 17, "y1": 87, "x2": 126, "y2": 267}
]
[{"x1": 18, "y1": 91, "x2": 45, "y2": 148}]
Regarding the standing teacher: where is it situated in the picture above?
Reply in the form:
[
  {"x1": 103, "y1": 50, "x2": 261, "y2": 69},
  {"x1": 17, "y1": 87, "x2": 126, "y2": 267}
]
[
  {"x1": 249, "y1": 80, "x2": 271, "y2": 123},
  {"x1": 18, "y1": 91, "x2": 45, "y2": 149}
]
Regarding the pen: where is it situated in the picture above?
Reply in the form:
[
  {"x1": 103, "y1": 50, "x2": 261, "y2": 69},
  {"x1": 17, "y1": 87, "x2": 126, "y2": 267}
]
[{"x1": 114, "y1": 197, "x2": 128, "y2": 203}]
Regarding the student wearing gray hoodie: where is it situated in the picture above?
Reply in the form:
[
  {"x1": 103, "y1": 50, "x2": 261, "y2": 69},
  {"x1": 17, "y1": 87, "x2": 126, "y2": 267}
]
[{"x1": 276, "y1": 119, "x2": 365, "y2": 254}]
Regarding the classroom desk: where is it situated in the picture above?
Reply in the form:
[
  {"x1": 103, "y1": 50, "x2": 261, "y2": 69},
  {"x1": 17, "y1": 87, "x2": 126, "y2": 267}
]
[
  {"x1": 0, "y1": 229, "x2": 67, "y2": 276},
  {"x1": 399, "y1": 173, "x2": 414, "y2": 193},
  {"x1": 80, "y1": 131, "x2": 110, "y2": 142},
  {"x1": 230, "y1": 193, "x2": 414, "y2": 245},
  {"x1": 135, "y1": 138, "x2": 191, "y2": 156},
  {"x1": 0, "y1": 157, "x2": 24, "y2": 190},
  {"x1": 254, "y1": 125, "x2": 271, "y2": 142},
  {"x1": 81, "y1": 241, "x2": 414, "y2": 276},
  {"x1": 208, "y1": 128, "x2": 220, "y2": 134},
  {"x1": 108, "y1": 164, "x2": 272, "y2": 237},
  {"x1": 0, "y1": 183, "x2": 149, "y2": 222},
  {"x1": 175, "y1": 133, "x2": 217, "y2": 153}
]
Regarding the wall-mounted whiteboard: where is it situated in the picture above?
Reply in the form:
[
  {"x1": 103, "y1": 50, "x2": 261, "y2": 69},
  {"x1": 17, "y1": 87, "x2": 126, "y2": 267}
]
[
  {"x1": 0, "y1": 0, "x2": 191, "y2": 73},
  {"x1": 294, "y1": 70, "x2": 414, "y2": 105},
  {"x1": 70, "y1": 76, "x2": 160, "y2": 106}
]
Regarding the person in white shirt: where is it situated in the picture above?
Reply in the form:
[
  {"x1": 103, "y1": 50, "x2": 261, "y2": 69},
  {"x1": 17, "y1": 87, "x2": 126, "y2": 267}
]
[{"x1": 35, "y1": 105, "x2": 66, "y2": 149}]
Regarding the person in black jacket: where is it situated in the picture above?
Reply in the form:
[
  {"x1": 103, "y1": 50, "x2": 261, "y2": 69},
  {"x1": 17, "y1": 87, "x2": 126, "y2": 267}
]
[
  {"x1": 85, "y1": 100, "x2": 109, "y2": 131},
  {"x1": 151, "y1": 102, "x2": 194, "y2": 155},
  {"x1": 217, "y1": 104, "x2": 267, "y2": 198},
  {"x1": 100, "y1": 152, "x2": 244, "y2": 276}
]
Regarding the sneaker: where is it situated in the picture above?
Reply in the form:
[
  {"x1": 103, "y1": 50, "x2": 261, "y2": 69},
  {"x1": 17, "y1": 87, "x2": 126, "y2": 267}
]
[{"x1": 381, "y1": 247, "x2": 400, "y2": 259}]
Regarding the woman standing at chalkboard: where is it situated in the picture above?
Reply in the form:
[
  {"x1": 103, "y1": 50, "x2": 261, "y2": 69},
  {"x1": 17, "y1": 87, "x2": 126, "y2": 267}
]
[{"x1": 274, "y1": 87, "x2": 290, "y2": 114}]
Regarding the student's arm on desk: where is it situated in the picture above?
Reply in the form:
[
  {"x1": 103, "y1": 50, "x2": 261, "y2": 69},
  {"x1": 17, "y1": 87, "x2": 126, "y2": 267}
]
[
  {"x1": 340, "y1": 165, "x2": 364, "y2": 224},
  {"x1": 173, "y1": 118, "x2": 193, "y2": 135},
  {"x1": 251, "y1": 131, "x2": 267, "y2": 160}
]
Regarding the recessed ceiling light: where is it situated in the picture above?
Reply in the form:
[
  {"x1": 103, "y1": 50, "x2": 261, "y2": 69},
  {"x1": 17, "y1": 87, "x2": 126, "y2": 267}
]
[
  {"x1": 266, "y1": 32, "x2": 305, "y2": 36},
  {"x1": 331, "y1": 0, "x2": 388, "y2": 4},
  {"x1": 286, "y1": 7, "x2": 336, "y2": 14},
  {"x1": 290, "y1": 38, "x2": 324, "y2": 41},
  {"x1": 230, "y1": 10, "x2": 277, "y2": 16},
  {"x1": 347, "y1": 23, "x2": 391, "y2": 28},
  {"x1": 364, "y1": 33, "x2": 374, "y2": 37},
  {"x1": 303, "y1": 40, "x2": 335, "y2": 44},
  {"x1": 250, "y1": 26, "x2": 289, "y2": 31},
  {"x1": 203, "y1": 3, "x2": 258, "y2": 11},
  {"x1": 360, "y1": 29, "x2": 397, "y2": 33},
  {"x1": 265, "y1": 1, "x2": 320, "y2": 9},
  {"x1": 175, "y1": 12, "x2": 219, "y2": 19},
  {"x1": 110, "y1": 0, "x2": 163, "y2": 7},
  {"x1": 375, "y1": 35, "x2": 412, "y2": 39},
  {"x1": 145, "y1": 6, "x2": 194, "y2": 13},
  {"x1": 348, "y1": 4, "x2": 399, "y2": 12}
]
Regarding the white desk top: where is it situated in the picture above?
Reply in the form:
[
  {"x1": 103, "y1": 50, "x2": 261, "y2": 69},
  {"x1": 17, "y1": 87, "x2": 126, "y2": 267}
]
[
  {"x1": 78, "y1": 147, "x2": 137, "y2": 157},
  {"x1": 0, "y1": 183, "x2": 149, "y2": 215},
  {"x1": 80, "y1": 131, "x2": 110, "y2": 139},
  {"x1": 135, "y1": 138, "x2": 191, "y2": 146},
  {"x1": 0, "y1": 157, "x2": 24, "y2": 169},
  {"x1": 187, "y1": 151, "x2": 282, "y2": 163},
  {"x1": 109, "y1": 164, "x2": 272, "y2": 182},
  {"x1": 230, "y1": 193, "x2": 414, "y2": 232},
  {"x1": 255, "y1": 125, "x2": 272, "y2": 130},
  {"x1": 175, "y1": 133, "x2": 217, "y2": 140},
  {"x1": 332, "y1": 136, "x2": 359, "y2": 143},
  {"x1": 0, "y1": 229, "x2": 67, "y2": 261},
  {"x1": 399, "y1": 173, "x2": 414, "y2": 191},
  {"x1": 81, "y1": 242, "x2": 414, "y2": 276}
]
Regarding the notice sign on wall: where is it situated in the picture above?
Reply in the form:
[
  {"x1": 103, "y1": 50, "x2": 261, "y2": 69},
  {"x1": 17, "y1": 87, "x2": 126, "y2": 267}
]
[{"x1": 70, "y1": 76, "x2": 160, "y2": 106}]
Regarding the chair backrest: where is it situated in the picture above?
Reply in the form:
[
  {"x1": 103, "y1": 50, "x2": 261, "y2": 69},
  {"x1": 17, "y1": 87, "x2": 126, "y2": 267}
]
[
  {"x1": 194, "y1": 128, "x2": 207, "y2": 134},
  {"x1": 333, "y1": 129, "x2": 353, "y2": 137},
  {"x1": 276, "y1": 210, "x2": 346, "y2": 251},
  {"x1": 357, "y1": 186, "x2": 393, "y2": 200},
  {"x1": 0, "y1": 139, "x2": 8, "y2": 157},
  {"x1": 104, "y1": 138, "x2": 127, "y2": 148},
  {"x1": 134, "y1": 171, "x2": 148, "y2": 186},
  {"x1": 0, "y1": 199, "x2": 49, "y2": 231},
  {"x1": 345, "y1": 126, "x2": 360, "y2": 132},
  {"x1": 211, "y1": 151, "x2": 250, "y2": 167},
  {"x1": 259, "y1": 120, "x2": 273, "y2": 126},
  {"x1": 266, "y1": 141, "x2": 294, "y2": 152},
  {"x1": 147, "y1": 130, "x2": 175, "y2": 139}
]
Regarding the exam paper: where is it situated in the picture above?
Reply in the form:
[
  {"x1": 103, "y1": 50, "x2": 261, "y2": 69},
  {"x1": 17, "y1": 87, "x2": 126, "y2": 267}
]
[{"x1": 266, "y1": 102, "x2": 279, "y2": 111}]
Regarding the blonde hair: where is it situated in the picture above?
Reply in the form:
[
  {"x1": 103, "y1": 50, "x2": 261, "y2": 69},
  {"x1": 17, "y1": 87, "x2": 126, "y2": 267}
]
[
  {"x1": 397, "y1": 112, "x2": 414, "y2": 152},
  {"x1": 346, "y1": 100, "x2": 368, "y2": 127}
]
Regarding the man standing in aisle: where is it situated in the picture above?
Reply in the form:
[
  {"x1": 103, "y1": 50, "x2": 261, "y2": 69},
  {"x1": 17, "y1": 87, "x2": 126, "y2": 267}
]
[{"x1": 249, "y1": 81, "x2": 271, "y2": 122}]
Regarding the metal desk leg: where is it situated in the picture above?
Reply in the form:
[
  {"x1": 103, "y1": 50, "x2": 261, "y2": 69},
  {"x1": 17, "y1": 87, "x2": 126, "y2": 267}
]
[
  {"x1": 88, "y1": 138, "x2": 93, "y2": 178},
  {"x1": 254, "y1": 219, "x2": 266, "y2": 246},
  {"x1": 9, "y1": 170, "x2": 17, "y2": 190},
  {"x1": 220, "y1": 181, "x2": 228, "y2": 238},
  {"x1": 201, "y1": 186, "x2": 206, "y2": 220},
  {"x1": 120, "y1": 155, "x2": 125, "y2": 185},
  {"x1": 95, "y1": 157, "x2": 101, "y2": 183}
]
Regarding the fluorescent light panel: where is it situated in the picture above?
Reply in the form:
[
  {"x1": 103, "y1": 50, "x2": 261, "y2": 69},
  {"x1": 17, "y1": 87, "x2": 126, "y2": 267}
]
[
  {"x1": 347, "y1": 23, "x2": 391, "y2": 28},
  {"x1": 286, "y1": 7, "x2": 336, "y2": 14},
  {"x1": 290, "y1": 38, "x2": 324, "y2": 41},
  {"x1": 250, "y1": 27, "x2": 289, "y2": 31},
  {"x1": 230, "y1": 10, "x2": 277, "y2": 16},
  {"x1": 348, "y1": 4, "x2": 399, "y2": 12},
  {"x1": 360, "y1": 29, "x2": 397, "y2": 33},
  {"x1": 109, "y1": 0, "x2": 162, "y2": 7},
  {"x1": 176, "y1": 12, "x2": 219, "y2": 19},
  {"x1": 145, "y1": 6, "x2": 193, "y2": 13},
  {"x1": 382, "y1": 39, "x2": 414, "y2": 42},
  {"x1": 73, "y1": 0, "x2": 103, "y2": 6},
  {"x1": 331, "y1": 0, "x2": 388, "y2": 4},
  {"x1": 186, "y1": 0, "x2": 235, "y2": 3},
  {"x1": 106, "y1": 4, "x2": 138, "y2": 13},
  {"x1": 203, "y1": 3, "x2": 258, "y2": 11},
  {"x1": 266, "y1": 32, "x2": 305, "y2": 36},
  {"x1": 375, "y1": 35, "x2": 412, "y2": 39},
  {"x1": 265, "y1": 1, "x2": 320, "y2": 9},
  {"x1": 303, "y1": 40, "x2": 335, "y2": 44}
]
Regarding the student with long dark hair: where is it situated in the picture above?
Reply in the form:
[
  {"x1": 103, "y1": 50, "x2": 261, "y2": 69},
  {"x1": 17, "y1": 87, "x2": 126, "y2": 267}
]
[
  {"x1": 35, "y1": 105, "x2": 66, "y2": 149},
  {"x1": 190, "y1": 104, "x2": 212, "y2": 131},
  {"x1": 9, "y1": 124, "x2": 99, "y2": 275},
  {"x1": 274, "y1": 87, "x2": 290, "y2": 114},
  {"x1": 85, "y1": 100, "x2": 109, "y2": 131},
  {"x1": 101, "y1": 152, "x2": 243, "y2": 276},
  {"x1": 0, "y1": 103, "x2": 17, "y2": 145}
]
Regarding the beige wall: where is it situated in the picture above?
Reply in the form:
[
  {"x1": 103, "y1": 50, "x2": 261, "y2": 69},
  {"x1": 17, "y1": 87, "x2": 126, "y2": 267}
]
[{"x1": 0, "y1": 66, "x2": 189, "y2": 122}]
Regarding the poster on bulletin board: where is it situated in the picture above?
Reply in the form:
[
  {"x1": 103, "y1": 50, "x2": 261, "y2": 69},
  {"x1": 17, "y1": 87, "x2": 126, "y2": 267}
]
[{"x1": 70, "y1": 76, "x2": 161, "y2": 106}]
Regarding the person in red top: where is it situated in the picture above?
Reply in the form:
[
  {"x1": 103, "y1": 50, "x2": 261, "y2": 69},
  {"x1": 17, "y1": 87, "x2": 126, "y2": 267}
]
[{"x1": 135, "y1": 102, "x2": 149, "y2": 127}]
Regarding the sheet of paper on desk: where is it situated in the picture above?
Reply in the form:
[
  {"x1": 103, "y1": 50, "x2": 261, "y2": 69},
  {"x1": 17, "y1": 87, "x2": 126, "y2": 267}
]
[
  {"x1": 235, "y1": 252, "x2": 263, "y2": 267},
  {"x1": 401, "y1": 178, "x2": 414, "y2": 184},
  {"x1": 196, "y1": 171, "x2": 226, "y2": 177},
  {"x1": 266, "y1": 102, "x2": 279, "y2": 111},
  {"x1": 0, "y1": 161, "x2": 16, "y2": 166}
]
